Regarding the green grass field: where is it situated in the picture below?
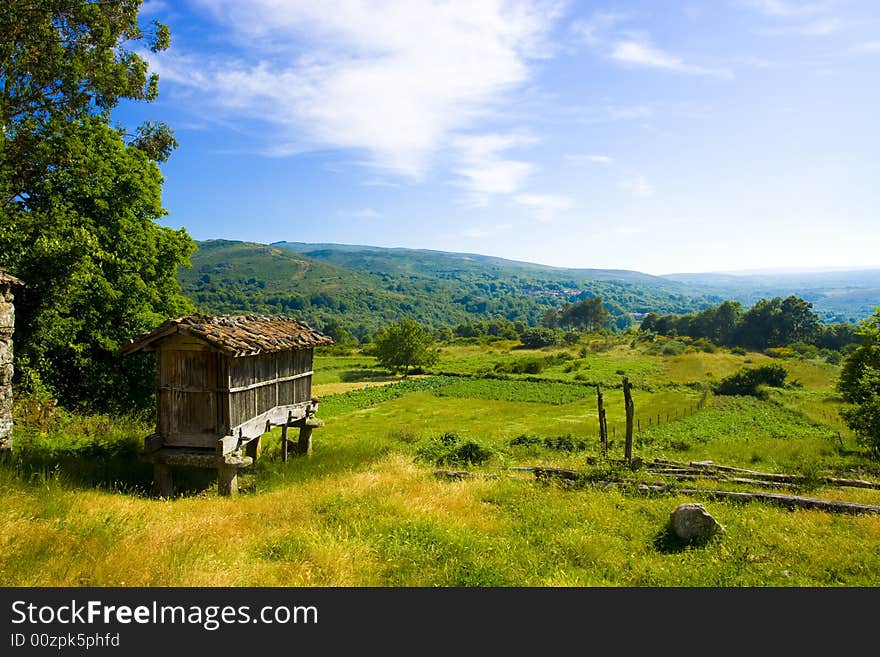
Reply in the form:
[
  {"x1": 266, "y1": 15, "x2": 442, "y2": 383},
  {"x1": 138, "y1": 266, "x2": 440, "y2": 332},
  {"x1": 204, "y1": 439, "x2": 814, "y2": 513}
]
[{"x1": 2, "y1": 337, "x2": 878, "y2": 586}]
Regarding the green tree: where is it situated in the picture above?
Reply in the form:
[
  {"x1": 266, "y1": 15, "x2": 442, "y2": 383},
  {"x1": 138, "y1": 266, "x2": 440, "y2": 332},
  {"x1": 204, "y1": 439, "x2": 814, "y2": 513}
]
[
  {"x1": 1, "y1": 117, "x2": 195, "y2": 410},
  {"x1": 0, "y1": 1, "x2": 193, "y2": 411},
  {"x1": 560, "y1": 296, "x2": 610, "y2": 332},
  {"x1": 838, "y1": 310, "x2": 880, "y2": 456},
  {"x1": 373, "y1": 320, "x2": 439, "y2": 376}
]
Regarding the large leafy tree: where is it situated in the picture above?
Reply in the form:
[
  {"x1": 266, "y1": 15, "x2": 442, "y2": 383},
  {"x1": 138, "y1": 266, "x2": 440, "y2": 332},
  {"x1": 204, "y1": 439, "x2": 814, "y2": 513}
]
[
  {"x1": 372, "y1": 320, "x2": 439, "y2": 376},
  {"x1": 0, "y1": 1, "x2": 194, "y2": 411},
  {"x1": 559, "y1": 296, "x2": 610, "y2": 332},
  {"x1": 838, "y1": 310, "x2": 880, "y2": 457}
]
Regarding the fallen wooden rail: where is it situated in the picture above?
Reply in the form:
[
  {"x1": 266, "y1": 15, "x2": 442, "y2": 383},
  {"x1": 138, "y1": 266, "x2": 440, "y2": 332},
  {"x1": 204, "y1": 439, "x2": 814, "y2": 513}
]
[{"x1": 434, "y1": 464, "x2": 880, "y2": 515}]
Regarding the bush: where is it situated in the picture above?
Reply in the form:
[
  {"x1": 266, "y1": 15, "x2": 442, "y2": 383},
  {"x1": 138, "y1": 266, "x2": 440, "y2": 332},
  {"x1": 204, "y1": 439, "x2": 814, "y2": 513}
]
[
  {"x1": 713, "y1": 364, "x2": 788, "y2": 398},
  {"x1": 562, "y1": 331, "x2": 581, "y2": 346},
  {"x1": 415, "y1": 432, "x2": 493, "y2": 466},
  {"x1": 519, "y1": 327, "x2": 561, "y2": 349},
  {"x1": 731, "y1": 346, "x2": 747, "y2": 356}
]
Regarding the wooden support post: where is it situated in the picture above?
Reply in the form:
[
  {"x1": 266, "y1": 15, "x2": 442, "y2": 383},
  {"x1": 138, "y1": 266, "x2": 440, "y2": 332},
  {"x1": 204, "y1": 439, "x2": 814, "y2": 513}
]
[
  {"x1": 297, "y1": 425, "x2": 313, "y2": 457},
  {"x1": 596, "y1": 386, "x2": 608, "y2": 457},
  {"x1": 281, "y1": 411, "x2": 292, "y2": 463},
  {"x1": 623, "y1": 376, "x2": 634, "y2": 464},
  {"x1": 217, "y1": 465, "x2": 238, "y2": 496},
  {"x1": 153, "y1": 463, "x2": 173, "y2": 498},
  {"x1": 245, "y1": 435, "x2": 261, "y2": 461}
]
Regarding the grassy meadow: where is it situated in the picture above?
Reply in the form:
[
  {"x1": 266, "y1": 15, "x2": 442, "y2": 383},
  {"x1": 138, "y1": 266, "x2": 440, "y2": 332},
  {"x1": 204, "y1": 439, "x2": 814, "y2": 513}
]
[{"x1": 2, "y1": 335, "x2": 879, "y2": 587}]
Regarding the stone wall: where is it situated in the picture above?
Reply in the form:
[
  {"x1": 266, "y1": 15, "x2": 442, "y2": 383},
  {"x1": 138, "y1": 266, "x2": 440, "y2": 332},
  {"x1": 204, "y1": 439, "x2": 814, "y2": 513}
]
[{"x1": 0, "y1": 278, "x2": 17, "y2": 450}]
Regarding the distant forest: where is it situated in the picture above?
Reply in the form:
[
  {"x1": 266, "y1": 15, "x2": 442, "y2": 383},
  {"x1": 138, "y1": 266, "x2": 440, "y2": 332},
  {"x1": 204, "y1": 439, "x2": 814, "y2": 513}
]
[{"x1": 178, "y1": 240, "x2": 875, "y2": 348}]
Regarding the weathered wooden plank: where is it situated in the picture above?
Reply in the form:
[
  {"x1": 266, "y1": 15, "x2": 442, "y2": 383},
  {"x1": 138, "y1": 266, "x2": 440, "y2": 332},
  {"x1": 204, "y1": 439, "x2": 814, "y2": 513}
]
[
  {"x1": 226, "y1": 370, "x2": 314, "y2": 393},
  {"x1": 231, "y1": 402, "x2": 311, "y2": 442}
]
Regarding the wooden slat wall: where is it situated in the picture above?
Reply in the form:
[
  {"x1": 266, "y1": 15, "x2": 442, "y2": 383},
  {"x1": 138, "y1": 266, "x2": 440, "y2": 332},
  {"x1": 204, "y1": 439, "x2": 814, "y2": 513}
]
[
  {"x1": 159, "y1": 347, "x2": 219, "y2": 448},
  {"x1": 157, "y1": 342, "x2": 315, "y2": 447}
]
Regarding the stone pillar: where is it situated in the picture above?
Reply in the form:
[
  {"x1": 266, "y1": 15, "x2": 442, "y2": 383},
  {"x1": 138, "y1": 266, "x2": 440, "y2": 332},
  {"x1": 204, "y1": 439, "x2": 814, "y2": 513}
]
[{"x1": 0, "y1": 272, "x2": 22, "y2": 451}]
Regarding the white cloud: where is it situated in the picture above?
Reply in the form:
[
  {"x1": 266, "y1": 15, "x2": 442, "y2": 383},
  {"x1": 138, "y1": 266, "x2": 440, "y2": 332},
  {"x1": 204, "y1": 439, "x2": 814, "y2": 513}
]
[
  {"x1": 155, "y1": 0, "x2": 563, "y2": 177},
  {"x1": 452, "y1": 133, "x2": 537, "y2": 205},
  {"x1": 461, "y1": 223, "x2": 513, "y2": 238},
  {"x1": 140, "y1": 0, "x2": 168, "y2": 16},
  {"x1": 741, "y1": 0, "x2": 853, "y2": 37},
  {"x1": 513, "y1": 193, "x2": 573, "y2": 222},
  {"x1": 571, "y1": 11, "x2": 631, "y2": 45},
  {"x1": 852, "y1": 41, "x2": 880, "y2": 54},
  {"x1": 610, "y1": 40, "x2": 732, "y2": 77},
  {"x1": 758, "y1": 17, "x2": 849, "y2": 35},
  {"x1": 565, "y1": 154, "x2": 613, "y2": 164},
  {"x1": 341, "y1": 208, "x2": 382, "y2": 218},
  {"x1": 620, "y1": 176, "x2": 654, "y2": 197},
  {"x1": 572, "y1": 12, "x2": 730, "y2": 78},
  {"x1": 740, "y1": 0, "x2": 828, "y2": 18}
]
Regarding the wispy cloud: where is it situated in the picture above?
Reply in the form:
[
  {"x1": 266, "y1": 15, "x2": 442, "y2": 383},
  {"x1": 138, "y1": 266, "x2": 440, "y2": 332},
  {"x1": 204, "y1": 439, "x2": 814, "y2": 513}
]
[
  {"x1": 340, "y1": 208, "x2": 382, "y2": 219},
  {"x1": 151, "y1": 0, "x2": 563, "y2": 178},
  {"x1": 852, "y1": 40, "x2": 880, "y2": 54},
  {"x1": 741, "y1": 0, "x2": 853, "y2": 37},
  {"x1": 758, "y1": 17, "x2": 850, "y2": 35},
  {"x1": 140, "y1": 0, "x2": 168, "y2": 16},
  {"x1": 566, "y1": 154, "x2": 613, "y2": 165},
  {"x1": 620, "y1": 175, "x2": 654, "y2": 198},
  {"x1": 452, "y1": 133, "x2": 537, "y2": 206},
  {"x1": 610, "y1": 40, "x2": 732, "y2": 77},
  {"x1": 570, "y1": 11, "x2": 631, "y2": 45},
  {"x1": 740, "y1": 0, "x2": 828, "y2": 18},
  {"x1": 513, "y1": 193, "x2": 573, "y2": 222},
  {"x1": 461, "y1": 223, "x2": 513, "y2": 238},
  {"x1": 573, "y1": 11, "x2": 731, "y2": 77}
]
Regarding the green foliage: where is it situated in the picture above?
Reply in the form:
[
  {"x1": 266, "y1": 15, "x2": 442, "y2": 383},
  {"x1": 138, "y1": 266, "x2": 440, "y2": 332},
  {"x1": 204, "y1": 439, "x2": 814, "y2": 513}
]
[
  {"x1": 0, "y1": 0, "x2": 175, "y2": 201},
  {"x1": 433, "y1": 378, "x2": 595, "y2": 405},
  {"x1": 837, "y1": 310, "x2": 880, "y2": 456},
  {"x1": 318, "y1": 377, "x2": 456, "y2": 417},
  {"x1": 558, "y1": 296, "x2": 610, "y2": 332},
  {"x1": 642, "y1": 296, "x2": 826, "y2": 352},
  {"x1": 415, "y1": 432, "x2": 493, "y2": 466},
  {"x1": 713, "y1": 364, "x2": 788, "y2": 398},
  {"x1": 519, "y1": 327, "x2": 561, "y2": 349},
  {"x1": 509, "y1": 433, "x2": 588, "y2": 452},
  {"x1": 371, "y1": 319, "x2": 439, "y2": 376},
  {"x1": 1, "y1": 117, "x2": 195, "y2": 411},
  {"x1": 0, "y1": 2, "x2": 190, "y2": 412}
]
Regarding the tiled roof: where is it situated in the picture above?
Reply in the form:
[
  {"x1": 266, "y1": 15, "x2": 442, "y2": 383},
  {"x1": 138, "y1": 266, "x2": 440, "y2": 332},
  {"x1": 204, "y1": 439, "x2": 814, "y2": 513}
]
[
  {"x1": 121, "y1": 315, "x2": 334, "y2": 356},
  {"x1": 0, "y1": 271, "x2": 23, "y2": 286}
]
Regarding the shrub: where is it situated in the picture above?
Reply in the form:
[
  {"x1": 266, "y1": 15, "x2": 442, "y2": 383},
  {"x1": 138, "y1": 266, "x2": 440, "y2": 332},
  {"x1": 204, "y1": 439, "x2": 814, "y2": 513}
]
[
  {"x1": 731, "y1": 346, "x2": 747, "y2": 355},
  {"x1": 415, "y1": 432, "x2": 493, "y2": 466},
  {"x1": 713, "y1": 364, "x2": 788, "y2": 398},
  {"x1": 519, "y1": 327, "x2": 561, "y2": 349},
  {"x1": 562, "y1": 331, "x2": 581, "y2": 345}
]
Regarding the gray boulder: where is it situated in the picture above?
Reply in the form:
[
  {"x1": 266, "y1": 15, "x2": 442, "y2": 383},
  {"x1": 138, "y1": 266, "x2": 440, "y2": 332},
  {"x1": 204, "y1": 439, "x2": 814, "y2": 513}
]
[{"x1": 669, "y1": 503, "x2": 724, "y2": 543}]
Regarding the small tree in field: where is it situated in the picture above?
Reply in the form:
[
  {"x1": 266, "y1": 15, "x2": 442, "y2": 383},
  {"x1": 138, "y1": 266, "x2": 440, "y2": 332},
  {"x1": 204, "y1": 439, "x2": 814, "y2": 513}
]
[
  {"x1": 838, "y1": 309, "x2": 880, "y2": 457},
  {"x1": 373, "y1": 320, "x2": 439, "y2": 376}
]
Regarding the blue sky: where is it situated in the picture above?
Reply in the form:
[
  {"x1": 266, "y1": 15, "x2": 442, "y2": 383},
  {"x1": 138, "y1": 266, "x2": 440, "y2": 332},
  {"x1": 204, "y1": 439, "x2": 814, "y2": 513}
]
[{"x1": 118, "y1": 0, "x2": 880, "y2": 275}]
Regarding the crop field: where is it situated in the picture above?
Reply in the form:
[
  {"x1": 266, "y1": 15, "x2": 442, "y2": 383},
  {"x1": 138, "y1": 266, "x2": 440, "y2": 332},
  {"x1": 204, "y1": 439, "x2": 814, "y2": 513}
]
[{"x1": 2, "y1": 338, "x2": 879, "y2": 587}]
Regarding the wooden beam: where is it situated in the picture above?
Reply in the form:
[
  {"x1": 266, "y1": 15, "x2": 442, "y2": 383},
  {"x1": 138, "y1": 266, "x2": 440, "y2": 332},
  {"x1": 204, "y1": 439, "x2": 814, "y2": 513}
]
[{"x1": 227, "y1": 371, "x2": 313, "y2": 394}]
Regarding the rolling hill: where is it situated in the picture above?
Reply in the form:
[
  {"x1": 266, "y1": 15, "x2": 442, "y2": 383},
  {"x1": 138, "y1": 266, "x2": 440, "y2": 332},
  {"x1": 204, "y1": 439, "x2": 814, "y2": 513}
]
[{"x1": 178, "y1": 240, "x2": 877, "y2": 337}]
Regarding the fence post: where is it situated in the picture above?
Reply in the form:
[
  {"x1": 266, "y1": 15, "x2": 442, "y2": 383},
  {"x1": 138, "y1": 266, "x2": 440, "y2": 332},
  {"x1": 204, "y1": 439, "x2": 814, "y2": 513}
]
[{"x1": 623, "y1": 376, "x2": 634, "y2": 463}]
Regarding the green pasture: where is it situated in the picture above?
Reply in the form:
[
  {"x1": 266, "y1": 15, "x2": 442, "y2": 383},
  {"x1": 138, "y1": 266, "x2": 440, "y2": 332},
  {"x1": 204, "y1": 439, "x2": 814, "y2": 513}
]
[{"x1": 2, "y1": 339, "x2": 878, "y2": 586}]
